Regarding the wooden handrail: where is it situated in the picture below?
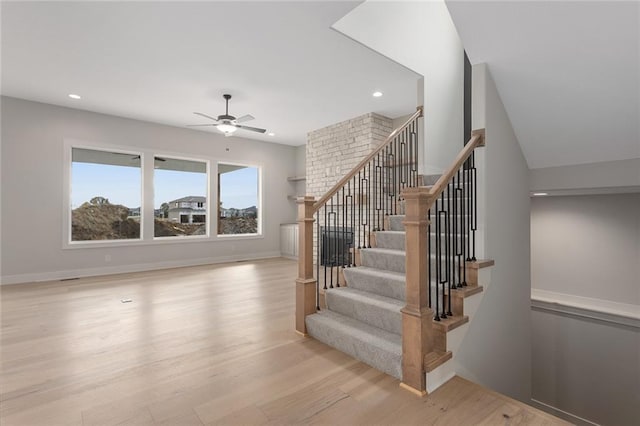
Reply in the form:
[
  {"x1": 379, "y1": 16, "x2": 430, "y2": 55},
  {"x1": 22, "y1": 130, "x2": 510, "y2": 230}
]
[
  {"x1": 427, "y1": 128, "x2": 485, "y2": 202},
  {"x1": 312, "y1": 106, "x2": 423, "y2": 213}
]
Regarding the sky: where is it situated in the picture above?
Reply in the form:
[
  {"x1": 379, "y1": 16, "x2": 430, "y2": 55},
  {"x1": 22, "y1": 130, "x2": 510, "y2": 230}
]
[{"x1": 71, "y1": 162, "x2": 258, "y2": 210}]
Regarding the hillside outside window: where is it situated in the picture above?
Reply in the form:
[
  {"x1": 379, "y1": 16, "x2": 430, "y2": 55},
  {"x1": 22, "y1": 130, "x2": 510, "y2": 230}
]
[{"x1": 70, "y1": 148, "x2": 142, "y2": 241}]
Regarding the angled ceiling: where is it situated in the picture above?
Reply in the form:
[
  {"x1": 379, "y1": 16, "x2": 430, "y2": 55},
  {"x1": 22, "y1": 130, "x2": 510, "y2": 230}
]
[
  {"x1": 1, "y1": 1, "x2": 420, "y2": 146},
  {"x1": 447, "y1": 0, "x2": 640, "y2": 169}
]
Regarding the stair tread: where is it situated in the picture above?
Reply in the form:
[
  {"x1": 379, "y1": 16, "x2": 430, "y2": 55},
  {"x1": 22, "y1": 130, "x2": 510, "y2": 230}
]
[
  {"x1": 424, "y1": 350, "x2": 453, "y2": 373},
  {"x1": 345, "y1": 266, "x2": 405, "y2": 281},
  {"x1": 362, "y1": 247, "x2": 405, "y2": 255},
  {"x1": 325, "y1": 287, "x2": 403, "y2": 334},
  {"x1": 449, "y1": 285, "x2": 483, "y2": 298},
  {"x1": 432, "y1": 314, "x2": 469, "y2": 332},
  {"x1": 375, "y1": 230, "x2": 405, "y2": 235},
  {"x1": 343, "y1": 266, "x2": 406, "y2": 301},
  {"x1": 326, "y1": 287, "x2": 404, "y2": 310}
]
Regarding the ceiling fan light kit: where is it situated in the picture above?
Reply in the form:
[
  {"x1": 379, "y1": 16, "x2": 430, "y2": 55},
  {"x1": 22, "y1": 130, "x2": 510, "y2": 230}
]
[{"x1": 189, "y1": 94, "x2": 267, "y2": 136}]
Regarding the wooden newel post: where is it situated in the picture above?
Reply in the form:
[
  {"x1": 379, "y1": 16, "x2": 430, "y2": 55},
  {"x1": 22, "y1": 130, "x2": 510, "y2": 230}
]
[
  {"x1": 400, "y1": 187, "x2": 434, "y2": 396},
  {"x1": 296, "y1": 196, "x2": 317, "y2": 335}
]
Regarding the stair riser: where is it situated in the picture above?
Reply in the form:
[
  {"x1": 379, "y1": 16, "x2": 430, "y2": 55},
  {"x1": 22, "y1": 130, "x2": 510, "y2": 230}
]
[
  {"x1": 361, "y1": 250, "x2": 405, "y2": 273},
  {"x1": 305, "y1": 314, "x2": 402, "y2": 379},
  {"x1": 388, "y1": 216, "x2": 405, "y2": 231},
  {"x1": 325, "y1": 291, "x2": 402, "y2": 335},
  {"x1": 375, "y1": 232, "x2": 405, "y2": 250},
  {"x1": 343, "y1": 268, "x2": 406, "y2": 300}
]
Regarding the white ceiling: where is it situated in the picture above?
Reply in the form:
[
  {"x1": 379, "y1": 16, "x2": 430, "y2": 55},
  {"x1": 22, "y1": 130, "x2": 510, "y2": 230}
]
[
  {"x1": 446, "y1": 0, "x2": 640, "y2": 169},
  {"x1": 1, "y1": 1, "x2": 420, "y2": 146}
]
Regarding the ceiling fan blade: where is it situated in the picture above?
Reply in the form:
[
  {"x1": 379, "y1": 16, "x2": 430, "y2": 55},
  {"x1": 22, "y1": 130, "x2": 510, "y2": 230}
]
[
  {"x1": 235, "y1": 124, "x2": 267, "y2": 133},
  {"x1": 193, "y1": 112, "x2": 219, "y2": 122},
  {"x1": 234, "y1": 114, "x2": 254, "y2": 124},
  {"x1": 186, "y1": 123, "x2": 217, "y2": 127}
]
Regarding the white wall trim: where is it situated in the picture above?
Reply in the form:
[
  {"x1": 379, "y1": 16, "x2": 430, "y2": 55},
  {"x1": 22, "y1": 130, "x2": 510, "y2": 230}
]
[
  {"x1": 0, "y1": 251, "x2": 282, "y2": 285},
  {"x1": 531, "y1": 289, "x2": 640, "y2": 328},
  {"x1": 530, "y1": 398, "x2": 600, "y2": 426}
]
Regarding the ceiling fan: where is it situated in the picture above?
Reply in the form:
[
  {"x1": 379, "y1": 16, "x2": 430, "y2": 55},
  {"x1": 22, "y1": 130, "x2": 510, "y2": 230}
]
[{"x1": 188, "y1": 94, "x2": 267, "y2": 136}]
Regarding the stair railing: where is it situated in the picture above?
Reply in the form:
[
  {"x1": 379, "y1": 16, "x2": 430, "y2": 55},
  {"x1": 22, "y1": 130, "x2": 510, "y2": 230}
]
[
  {"x1": 400, "y1": 128, "x2": 485, "y2": 395},
  {"x1": 296, "y1": 107, "x2": 423, "y2": 335}
]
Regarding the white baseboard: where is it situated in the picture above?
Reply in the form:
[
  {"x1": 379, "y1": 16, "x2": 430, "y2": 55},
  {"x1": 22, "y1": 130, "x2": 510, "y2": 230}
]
[
  {"x1": 0, "y1": 251, "x2": 282, "y2": 285},
  {"x1": 530, "y1": 398, "x2": 600, "y2": 426}
]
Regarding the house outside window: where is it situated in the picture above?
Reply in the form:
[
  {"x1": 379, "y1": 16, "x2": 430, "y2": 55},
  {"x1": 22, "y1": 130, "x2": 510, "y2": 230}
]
[
  {"x1": 154, "y1": 157, "x2": 208, "y2": 238},
  {"x1": 218, "y1": 163, "x2": 260, "y2": 236}
]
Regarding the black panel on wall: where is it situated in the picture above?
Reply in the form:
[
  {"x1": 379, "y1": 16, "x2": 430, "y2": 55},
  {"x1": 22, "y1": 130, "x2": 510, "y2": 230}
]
[{"x1": 464, "y1": 51, "x2": 472, "y2": 145}]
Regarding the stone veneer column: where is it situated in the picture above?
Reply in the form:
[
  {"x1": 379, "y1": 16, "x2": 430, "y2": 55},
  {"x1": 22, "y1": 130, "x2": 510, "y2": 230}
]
[{"x1": 306, "y1": 113, "x2": 393, "y2": 199}]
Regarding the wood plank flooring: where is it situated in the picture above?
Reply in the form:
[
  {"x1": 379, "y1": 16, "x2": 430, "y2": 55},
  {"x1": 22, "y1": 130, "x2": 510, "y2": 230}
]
[{"x1": 1, "y1": 258, "x2": 566, "y2": 425}]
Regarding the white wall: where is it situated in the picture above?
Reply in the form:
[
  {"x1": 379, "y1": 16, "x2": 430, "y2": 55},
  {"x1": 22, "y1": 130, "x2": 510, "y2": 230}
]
[
  {"x1": 531, "y1": 194, "x2": 640, "y2": 305},
  {"x1": 1, "y1": 96, "x2": 298, "y2": 284},
  {"x1": 452, "y1": 64, "x2": 533, "y2": 403},
  {"x1": 333, "y1": 0, "x2": 464, "y2": 175}
]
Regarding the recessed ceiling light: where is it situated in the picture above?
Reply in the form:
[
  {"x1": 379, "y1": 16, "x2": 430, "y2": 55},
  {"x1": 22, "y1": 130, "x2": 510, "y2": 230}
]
[
  {"x1": 532, "y1": 192, "x2": 548, "y2": 196},
  {"x1": 372, "y1": 91, "x2": 383, "y2": 98},
  {"x1": 268, "y1": 132, "x2": 275, "y2": 136},
  {"x1": 68, "y1": 94, "x2": 81, "y2": 100}
]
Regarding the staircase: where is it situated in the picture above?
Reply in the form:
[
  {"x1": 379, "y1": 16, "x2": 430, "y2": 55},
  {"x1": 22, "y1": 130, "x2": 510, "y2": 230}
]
[
  {"x1": 306, "y1": 189, "x2": 493, "y2": 393},
  {"x1": 295, "y1": 108, "x2": 494, "y2": 395}
]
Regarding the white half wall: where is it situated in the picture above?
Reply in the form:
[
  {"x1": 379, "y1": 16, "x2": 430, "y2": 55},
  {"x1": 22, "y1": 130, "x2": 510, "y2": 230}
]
[
  {"x1": 332, "y1": 0, "x2": 464, "y2": 175},
  {"x1": 1, "y1": 97, "x2": 298, "y2": 284},
  {"x1": 453, "y1": 64, "x2": 532, "y2": 403},
  {"x1": 531, "y1": 306, "x2": 640, "y2": 425}
]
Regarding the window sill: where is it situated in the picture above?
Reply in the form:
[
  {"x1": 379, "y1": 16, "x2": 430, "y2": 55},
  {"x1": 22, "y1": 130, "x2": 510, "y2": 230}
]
[{"x1": 63, "y1": 233, "x2": 264, "y2": 249}]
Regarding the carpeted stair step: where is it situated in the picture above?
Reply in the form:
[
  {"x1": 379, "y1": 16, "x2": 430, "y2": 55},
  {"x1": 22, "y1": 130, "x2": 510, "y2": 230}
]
[
  {"x1": 360, "y1": 248, "x2": 405, "y2": 273},
  {"x1": 325, "y1": 287, "x2": 403, "y2": 335},
  {"x1": 305, "y1": 310, "x2": 402, "y2": 379},
  {"x1": 376, "y1": 230, "x2": 465, "y2": 250},
  {"x1": 388, "y1": 215, "x2": 405, "y2": 231},
  {"x1": 343, "y1": 266, "x2": 405, "y2": 301},
  {"x1": 375, "y1": 231, "x2": 405, "y2": 250}
]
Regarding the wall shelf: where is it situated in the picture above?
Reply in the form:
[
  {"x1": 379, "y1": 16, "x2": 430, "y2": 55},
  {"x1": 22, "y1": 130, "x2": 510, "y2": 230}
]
[{"x1": 287, "y1": 176, "x2": 306, "y2": 182}]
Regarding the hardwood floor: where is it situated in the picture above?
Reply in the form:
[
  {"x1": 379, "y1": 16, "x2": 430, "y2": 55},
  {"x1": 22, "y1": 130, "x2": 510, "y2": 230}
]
[{"x1": 1, "y1": 258, "x2": 566, "y2": 425}]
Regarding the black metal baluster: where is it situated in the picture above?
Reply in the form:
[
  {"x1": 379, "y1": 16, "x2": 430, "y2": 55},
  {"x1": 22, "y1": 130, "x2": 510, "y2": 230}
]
[
  {"x1": 464, "y1": 168, "x2": 473, "y2": 262},
  {"x1": 357, "y1": 169, "x2": 362, "y2": 249},
  {"x1": 393, "y1": 138, "x2": 398, "y2": 214},
  {"x1": 460, "y1": 167, "x2": 468, "y2": 286},
  {"x1": 455, "y1": 171, "x2": 464, "y2": 288},
  {"x1": 366, "y1": 162, "x2": 371, "y2": 248},
  {"x1": 412, "y1": 120, "x2": 421, "y2": 186},
  {"x1": 316, "y1": 210, "x2": 320, "y2": 309},
  {"x1": 350, "y1": 177, "x2": 355, "y2": 266},
  {"x1": 471, "y1": 151, "x2": 477, "y2": 261},
  {"x1": 434, "y1": 199, "x2": 441, "y2": 321},
  {"x1": 446, "y1": 184, "x2": 452, "y2": 317},
  {"x1": 330, "y1": 198, "x2": 336, "y2": 289},
  {"x1": 323, "y1": 204, "x2": 328, "y2": 290},
  {"x1": 439, "y1": 193, "x2": 447, "y2": 320},
  {"x1": 428, "y1": 208, "x2": 432, "y2": 309}
]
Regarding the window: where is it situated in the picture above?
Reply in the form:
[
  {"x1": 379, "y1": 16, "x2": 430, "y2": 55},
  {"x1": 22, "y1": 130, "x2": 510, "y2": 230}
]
[
  {"x1": 70, "y1": 148, "x2": 141, "y2": 241},
  {"x1": 154, "y1": 157, "x2": 208, "y2": 238},
  {"x1": 218, "y1": 163, "x2": 260, "y2": 235}
]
